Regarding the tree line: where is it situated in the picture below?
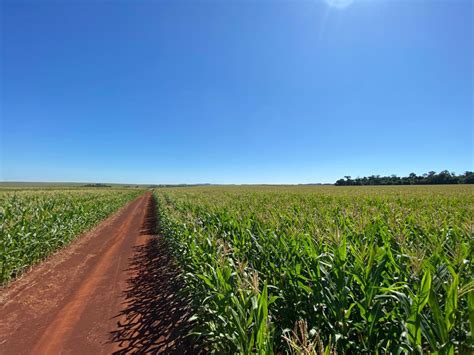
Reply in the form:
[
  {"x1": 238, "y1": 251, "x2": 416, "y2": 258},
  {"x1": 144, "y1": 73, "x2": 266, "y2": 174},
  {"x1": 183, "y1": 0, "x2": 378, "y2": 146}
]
[{"x1": 335, "y1": 170, "x2": 474, "y2": 186}]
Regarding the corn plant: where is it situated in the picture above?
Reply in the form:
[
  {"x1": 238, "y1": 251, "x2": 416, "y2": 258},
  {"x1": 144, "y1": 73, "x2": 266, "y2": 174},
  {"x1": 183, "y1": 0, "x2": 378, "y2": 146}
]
[
  {"x1": 154, "y1": 185, "x2": 473, "y2": 353},
  {"x1": 0, "y1": 188, "x2": 142, "y2": 284}
]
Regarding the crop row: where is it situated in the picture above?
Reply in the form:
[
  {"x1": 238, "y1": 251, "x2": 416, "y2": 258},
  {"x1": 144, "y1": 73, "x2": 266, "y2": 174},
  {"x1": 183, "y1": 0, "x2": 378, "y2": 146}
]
[
  {"x1": 0, "y1": 189, "x2": 142, "y2": 284},
  {"x1": 155, "y1": 185, "x2": 473, "y2": 354}
]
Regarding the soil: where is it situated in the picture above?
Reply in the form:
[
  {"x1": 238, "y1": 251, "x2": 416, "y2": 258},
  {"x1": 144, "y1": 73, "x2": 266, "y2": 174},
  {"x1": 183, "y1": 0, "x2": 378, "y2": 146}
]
[{"x1": 0, "y1": 192, "x2": 197, "y2": 354}]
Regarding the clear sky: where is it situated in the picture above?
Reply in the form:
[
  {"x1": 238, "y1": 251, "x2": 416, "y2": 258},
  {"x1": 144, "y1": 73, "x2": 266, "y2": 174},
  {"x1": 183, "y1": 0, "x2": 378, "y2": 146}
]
[{"x1": 1, "y1": 0, "x2": 472, "y2": 184}]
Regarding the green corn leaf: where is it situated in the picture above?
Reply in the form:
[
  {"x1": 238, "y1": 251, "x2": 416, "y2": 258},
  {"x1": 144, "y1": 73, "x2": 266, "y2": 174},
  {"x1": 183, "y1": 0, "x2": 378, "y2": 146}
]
[
  {"x1": 418, "y1": 269, "x2": 432, "y2": 313},
  {"x1": 467, "y1": 290, "x2": 474, "y2": 342},
  {"x1": 445, "y1": 273, "x2": 459, "y2": 332}
]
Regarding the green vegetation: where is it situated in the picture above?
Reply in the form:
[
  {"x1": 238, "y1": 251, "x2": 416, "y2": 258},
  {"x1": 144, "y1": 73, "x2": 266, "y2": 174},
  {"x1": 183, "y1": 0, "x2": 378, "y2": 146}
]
[
  {"x1": 335, "y1": 170, "x2": 474, "y2": 185},
  {"x1": 155, "y1": 185, "x2": 474, "y2": 353},
  {"x1": 82, "y1": 183, "x2": 112, "y2": 188},
  {"x1": 0, "y1": 188, "x2": 142, "y2": 284}
]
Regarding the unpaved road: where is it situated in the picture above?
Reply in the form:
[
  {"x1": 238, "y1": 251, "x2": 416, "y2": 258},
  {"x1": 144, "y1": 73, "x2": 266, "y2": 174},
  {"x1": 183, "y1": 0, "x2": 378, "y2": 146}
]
[{"x1": 0, "y1": 192, "x2": 195, "y2": 354}]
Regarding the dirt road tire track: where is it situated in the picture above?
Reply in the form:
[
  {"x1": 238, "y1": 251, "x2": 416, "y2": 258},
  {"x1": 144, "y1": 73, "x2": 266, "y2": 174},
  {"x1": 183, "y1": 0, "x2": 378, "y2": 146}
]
[{"x1": 0, "y1": 192, "x2": 194, "y2": 354}]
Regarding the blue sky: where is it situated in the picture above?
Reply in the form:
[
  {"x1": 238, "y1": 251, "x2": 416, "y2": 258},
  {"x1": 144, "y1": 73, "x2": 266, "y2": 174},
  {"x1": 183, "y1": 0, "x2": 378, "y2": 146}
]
[{"x1": 1, "y1": 0, "x2": 472, "y2": 184}]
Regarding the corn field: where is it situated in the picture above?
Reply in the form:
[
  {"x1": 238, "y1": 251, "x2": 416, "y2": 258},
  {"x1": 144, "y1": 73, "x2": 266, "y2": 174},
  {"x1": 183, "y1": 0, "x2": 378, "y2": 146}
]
[
  {"x1": 155, "y1": 185, "x2": 474, "y2": 354},
  {"x1": 0, "y1": 189, "x2": 142, "y2": 284}
]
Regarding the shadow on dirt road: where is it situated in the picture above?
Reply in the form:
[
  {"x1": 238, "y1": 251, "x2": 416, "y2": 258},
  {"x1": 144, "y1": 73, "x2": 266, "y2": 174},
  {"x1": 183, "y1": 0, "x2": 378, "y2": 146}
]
[{"x1": 110, "y1": 196, "x2": 199, "y2": 354}]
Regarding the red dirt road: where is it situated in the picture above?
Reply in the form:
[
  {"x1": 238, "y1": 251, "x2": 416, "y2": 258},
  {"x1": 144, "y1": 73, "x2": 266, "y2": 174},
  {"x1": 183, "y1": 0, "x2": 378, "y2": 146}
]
[{"x1": 0, "y1": 192, "x2": 195, "y2": 354}]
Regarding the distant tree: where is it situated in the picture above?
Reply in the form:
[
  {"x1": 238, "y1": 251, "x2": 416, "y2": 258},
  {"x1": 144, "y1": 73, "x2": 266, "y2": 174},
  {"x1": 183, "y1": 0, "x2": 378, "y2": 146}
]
[
  {"x1": 408, "y1": 173, "x2": 417, "y2": 184},
  {"x1": 334, "y1": 170, "x2": 473, "y2": 185},
  {"x1": 461, "y1": 171, "x2": 474, "y2": 184}
]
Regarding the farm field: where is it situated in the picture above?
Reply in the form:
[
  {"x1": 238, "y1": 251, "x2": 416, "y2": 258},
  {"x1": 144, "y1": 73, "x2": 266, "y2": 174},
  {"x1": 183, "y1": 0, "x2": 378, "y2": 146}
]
[
  {"x1": 154, "y1": 185, "x2": 474, "y2": 353},
  {"x1": 0, "y1": 188, "x2": 143, "y2": 284},
  {"x1": 0, "y1": 191, "x2": 186, "y2": 353},
  {"x1": 0, "y1": 184, "x2": 472, "y2": 354},
  {"x1": 2, "y1": 0, "x2": 471, "y2": 353}
]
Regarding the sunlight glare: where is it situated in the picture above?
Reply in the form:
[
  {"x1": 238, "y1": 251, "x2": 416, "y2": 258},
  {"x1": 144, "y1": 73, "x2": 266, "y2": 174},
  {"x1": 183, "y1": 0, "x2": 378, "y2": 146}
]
[{"x1": 324, "y1": 0, "x2": 354, "y2": 9}]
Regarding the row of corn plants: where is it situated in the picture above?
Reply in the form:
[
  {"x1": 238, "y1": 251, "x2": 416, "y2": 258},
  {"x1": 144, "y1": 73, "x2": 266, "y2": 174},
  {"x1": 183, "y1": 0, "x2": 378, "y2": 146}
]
[
  {"x1": 154, "y1": 185, "x2": 473, "y2": 353},
  {"x1": 0, "y1": 188, "x2": 143, "y2": 284}
]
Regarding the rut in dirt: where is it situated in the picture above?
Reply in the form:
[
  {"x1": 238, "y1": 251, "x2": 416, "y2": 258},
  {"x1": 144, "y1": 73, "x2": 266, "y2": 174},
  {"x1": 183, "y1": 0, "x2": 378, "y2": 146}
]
[{"x1": 0, "y1": 192, "x2": 198, "y2": 354}]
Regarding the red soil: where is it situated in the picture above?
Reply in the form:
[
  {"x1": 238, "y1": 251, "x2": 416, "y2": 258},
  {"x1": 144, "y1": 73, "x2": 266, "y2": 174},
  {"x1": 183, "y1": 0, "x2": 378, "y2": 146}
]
[{"x1": 0, "y1": 192, "x2": 196, "y2": 354}]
